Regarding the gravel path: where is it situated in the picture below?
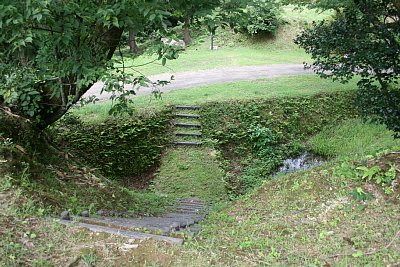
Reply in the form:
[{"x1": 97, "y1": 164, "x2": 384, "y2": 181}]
[{"x1": 85, "y1": 63, "x2": 313, "y2": 101}]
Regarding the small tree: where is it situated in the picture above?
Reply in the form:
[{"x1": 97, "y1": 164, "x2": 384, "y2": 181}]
[
  {"x1": 169, "y1": 0, "x2": 220, "y2": 44},
  {"x1": 200, "y1": 7, "x2": 227, "y2": 50},
  {"x1": 295, "y1": 0, "x2": 400, "y2": 133}
]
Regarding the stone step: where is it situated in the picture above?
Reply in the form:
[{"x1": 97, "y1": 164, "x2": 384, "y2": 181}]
[
  {"x1": 175, "y1": 132, "x2": 202, "y2": 137},
  {"x1": 60, "y1": 221, "x2": 184, "y2": 245},
  {"x1": 175, "y1": 105, "x2": 201, "y2": 110},
  {"x1": 175, "y1": 114, "x2": 200, "y2": 119},
  {"x1": 174, "y1": 142, "x2": 202, "y2": 146},
  {"x1": 175, "y1": 123, "x2": 201, "y2": 128},
  {"x1": 58, "y1": 197, "x2": 209, "y2": 245}
]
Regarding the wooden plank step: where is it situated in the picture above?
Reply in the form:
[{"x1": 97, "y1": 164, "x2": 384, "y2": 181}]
[
  {"x1": 175, "y1": 123, "x2": 201, "y2": 128},
  {"x1": 175, "y1": 132, "x2": 202, "y2": 137},
  {"x1": 175, "y1": 106, "x2": 201, "y2": 110},
  {"x1": 174, "y1": 142, "x2": 202, "y2": 146},
  {"x1": 175, "y1": 114, "x2": 200, "y2": 119}
]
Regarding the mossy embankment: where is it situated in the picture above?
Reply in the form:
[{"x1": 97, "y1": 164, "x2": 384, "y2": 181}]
[
  {"x1": 199, "y1": 91, "x2": 359, "y2": 195},
  {"x1": 53, "y1": 109, "x2": 173, "y2": 179},
  {"x1": 0, "y1": 112, "x2": 169, "y2": 217}
]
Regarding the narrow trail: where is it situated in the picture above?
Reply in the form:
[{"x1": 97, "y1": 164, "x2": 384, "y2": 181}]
[{"x1": 85, "y1": 63, "x2": 313, "y2": 101}]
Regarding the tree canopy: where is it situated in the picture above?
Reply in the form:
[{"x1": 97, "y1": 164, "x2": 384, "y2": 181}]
[
  {"x1": 295, "y1": 0, "x2": 400, "y2": 133},
  {"x1": 0, "y1": 0, "x2": 175, "y2": 129},
  {"x1": 0, "y1": 0, "x2": 284, "y2": 130}
]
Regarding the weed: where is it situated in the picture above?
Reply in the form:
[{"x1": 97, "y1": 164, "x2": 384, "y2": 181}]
[
  {"x1": 0, "y1": 175, "x2": 13, "y2": 191},
  {"x1": 351, "y1": 187, "x2": 374, "y2": 202},
  {"x1": 357, "y1": 161, "x2": 399, "y2": 195},
  {"x1": 82, "y1": 250, "x2": 99, "y2": 267}
]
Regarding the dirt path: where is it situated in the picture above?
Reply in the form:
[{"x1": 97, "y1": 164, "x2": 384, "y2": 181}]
[{"x1": 85, "y1": 63, "x2": 313, "y2": 101}]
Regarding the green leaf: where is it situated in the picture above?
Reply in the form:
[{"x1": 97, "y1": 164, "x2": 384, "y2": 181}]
[{"x1": 352, "y1": 251, "x2": 363, "y2": 258}]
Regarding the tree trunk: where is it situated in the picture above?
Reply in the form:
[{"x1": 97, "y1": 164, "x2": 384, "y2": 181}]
[
  {"x1": 210, "y1": 32, "x2": 215, "y2": 50},
  {"x1": 183, "y1": 16, "x2": 192, "y2": 45},
  {"x1": 129, "y1": 27, "x2": 139, "y2": 54},
  {"x1": 37, "y1": 26, "x2": 124, "y2": 130}
]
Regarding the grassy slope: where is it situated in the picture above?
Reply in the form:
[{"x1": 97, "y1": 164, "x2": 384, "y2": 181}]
[
  {"x1": 115, "y1": 6, "x2": 333, "y2": 76},
  {"x1": 3, "y1": 5, "x2": 399, "y2": 266},
  {"x1": 310, "y1": 119, "x2": 400, "y2": 159},
  {"x1": 0, "y1": 145, "x2": 170, "y2": 266},
  {"x1": 73, "y1": 75, "x2": 358, "y2": 123},
  {"x1": 172, "y1": 120, "x2": 400, "y2": 266},
  {"x1": 3, "y1": 83, "x2": 399, "y2": 267},
  {"x1": 151, "y1": 147, "x2": 227, "y2": 202}
]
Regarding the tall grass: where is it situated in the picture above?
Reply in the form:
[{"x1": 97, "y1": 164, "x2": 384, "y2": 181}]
[{"x1": 309, "y1": 119, "x2": 400, "y2": 159}]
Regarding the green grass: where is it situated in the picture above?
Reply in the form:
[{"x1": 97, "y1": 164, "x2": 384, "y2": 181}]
[
  {"x1": 310, "y1": 119, "x2": 400, "y2": 159},
  {"x1": 170, "y1": 120, "x2": 400, "y2": 266},
  {"x1": 122, "y1": 45, "x2": 309, "y2": 77},
  {"x1": 114, "y1": 6, "x2": 334, "y2": 77},
  {"x1": 0, "y1": 137, "x2": 169, "y2": 217},
  {"x1": 73, "y1": 75, "x2": 358, "y2": 123},
  {"x1": 150, "y1": 147, "x2": 227, "y2": 202},
  {"x1": 181, "y1": 163, "x2": 399, "y2": 266},
  {"x1": 282, "y1": 5, "x2": 334, "y2": 24},
  {"x1": 2, "y1": 119, "x2": 399, "y2": 266}
]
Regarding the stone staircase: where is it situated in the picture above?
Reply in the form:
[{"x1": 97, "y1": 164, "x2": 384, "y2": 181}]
[
  {"x1": 172, "y1": 106, "x2": 203, "y2": 146},
  {"x1": 59, "y1": 198, "x2": 209, "y2": 245}
]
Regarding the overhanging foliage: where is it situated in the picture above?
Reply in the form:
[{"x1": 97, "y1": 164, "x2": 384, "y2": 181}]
[
  {"x1": 0, "y1": 0, "x2": 176, "y2": 129},
  {"x1": 294, "y1": 0, "x2": 400, "y2": 133}
]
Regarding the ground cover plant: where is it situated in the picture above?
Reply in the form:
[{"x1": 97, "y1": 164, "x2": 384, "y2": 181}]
[
  {"x1": 53, "y1": 109, "x2": 172, "y2": 178},
  {"x1": 151, "y1": 147, "x2": 227, "y2": 202},
  {"x1": 0, "y1": 114, "x2": 168, "y2": 217},
  {"x1": 2, "y1": 81, "x2": 399, "y2": 267},
  {"x1": 199, "y1": 91, "x2": 358, "y2": 195}
]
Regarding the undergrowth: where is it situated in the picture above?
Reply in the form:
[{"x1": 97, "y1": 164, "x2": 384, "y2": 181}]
[
  {"x1": 200, "y1": 91, "x2": 358, "y2": 196},
  {"x1": 310, "y1": 119, "x2": 400, "y2": 159},
  {"x1": 0, "y1": 113, "x2": 168, "y2": 217}
]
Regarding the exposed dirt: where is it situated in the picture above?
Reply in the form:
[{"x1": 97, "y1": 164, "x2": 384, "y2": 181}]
[{"x1": 119, "y1": 164, "x2": 159, "y2": 190}]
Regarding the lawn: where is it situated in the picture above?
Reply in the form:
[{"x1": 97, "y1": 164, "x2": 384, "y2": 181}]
[
  {"x1": 73, "y1": 75, "x2": 358, "y2": 123},
  {"x1": 113, "y1": 6, "x2": 333, "y2": 76}
]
